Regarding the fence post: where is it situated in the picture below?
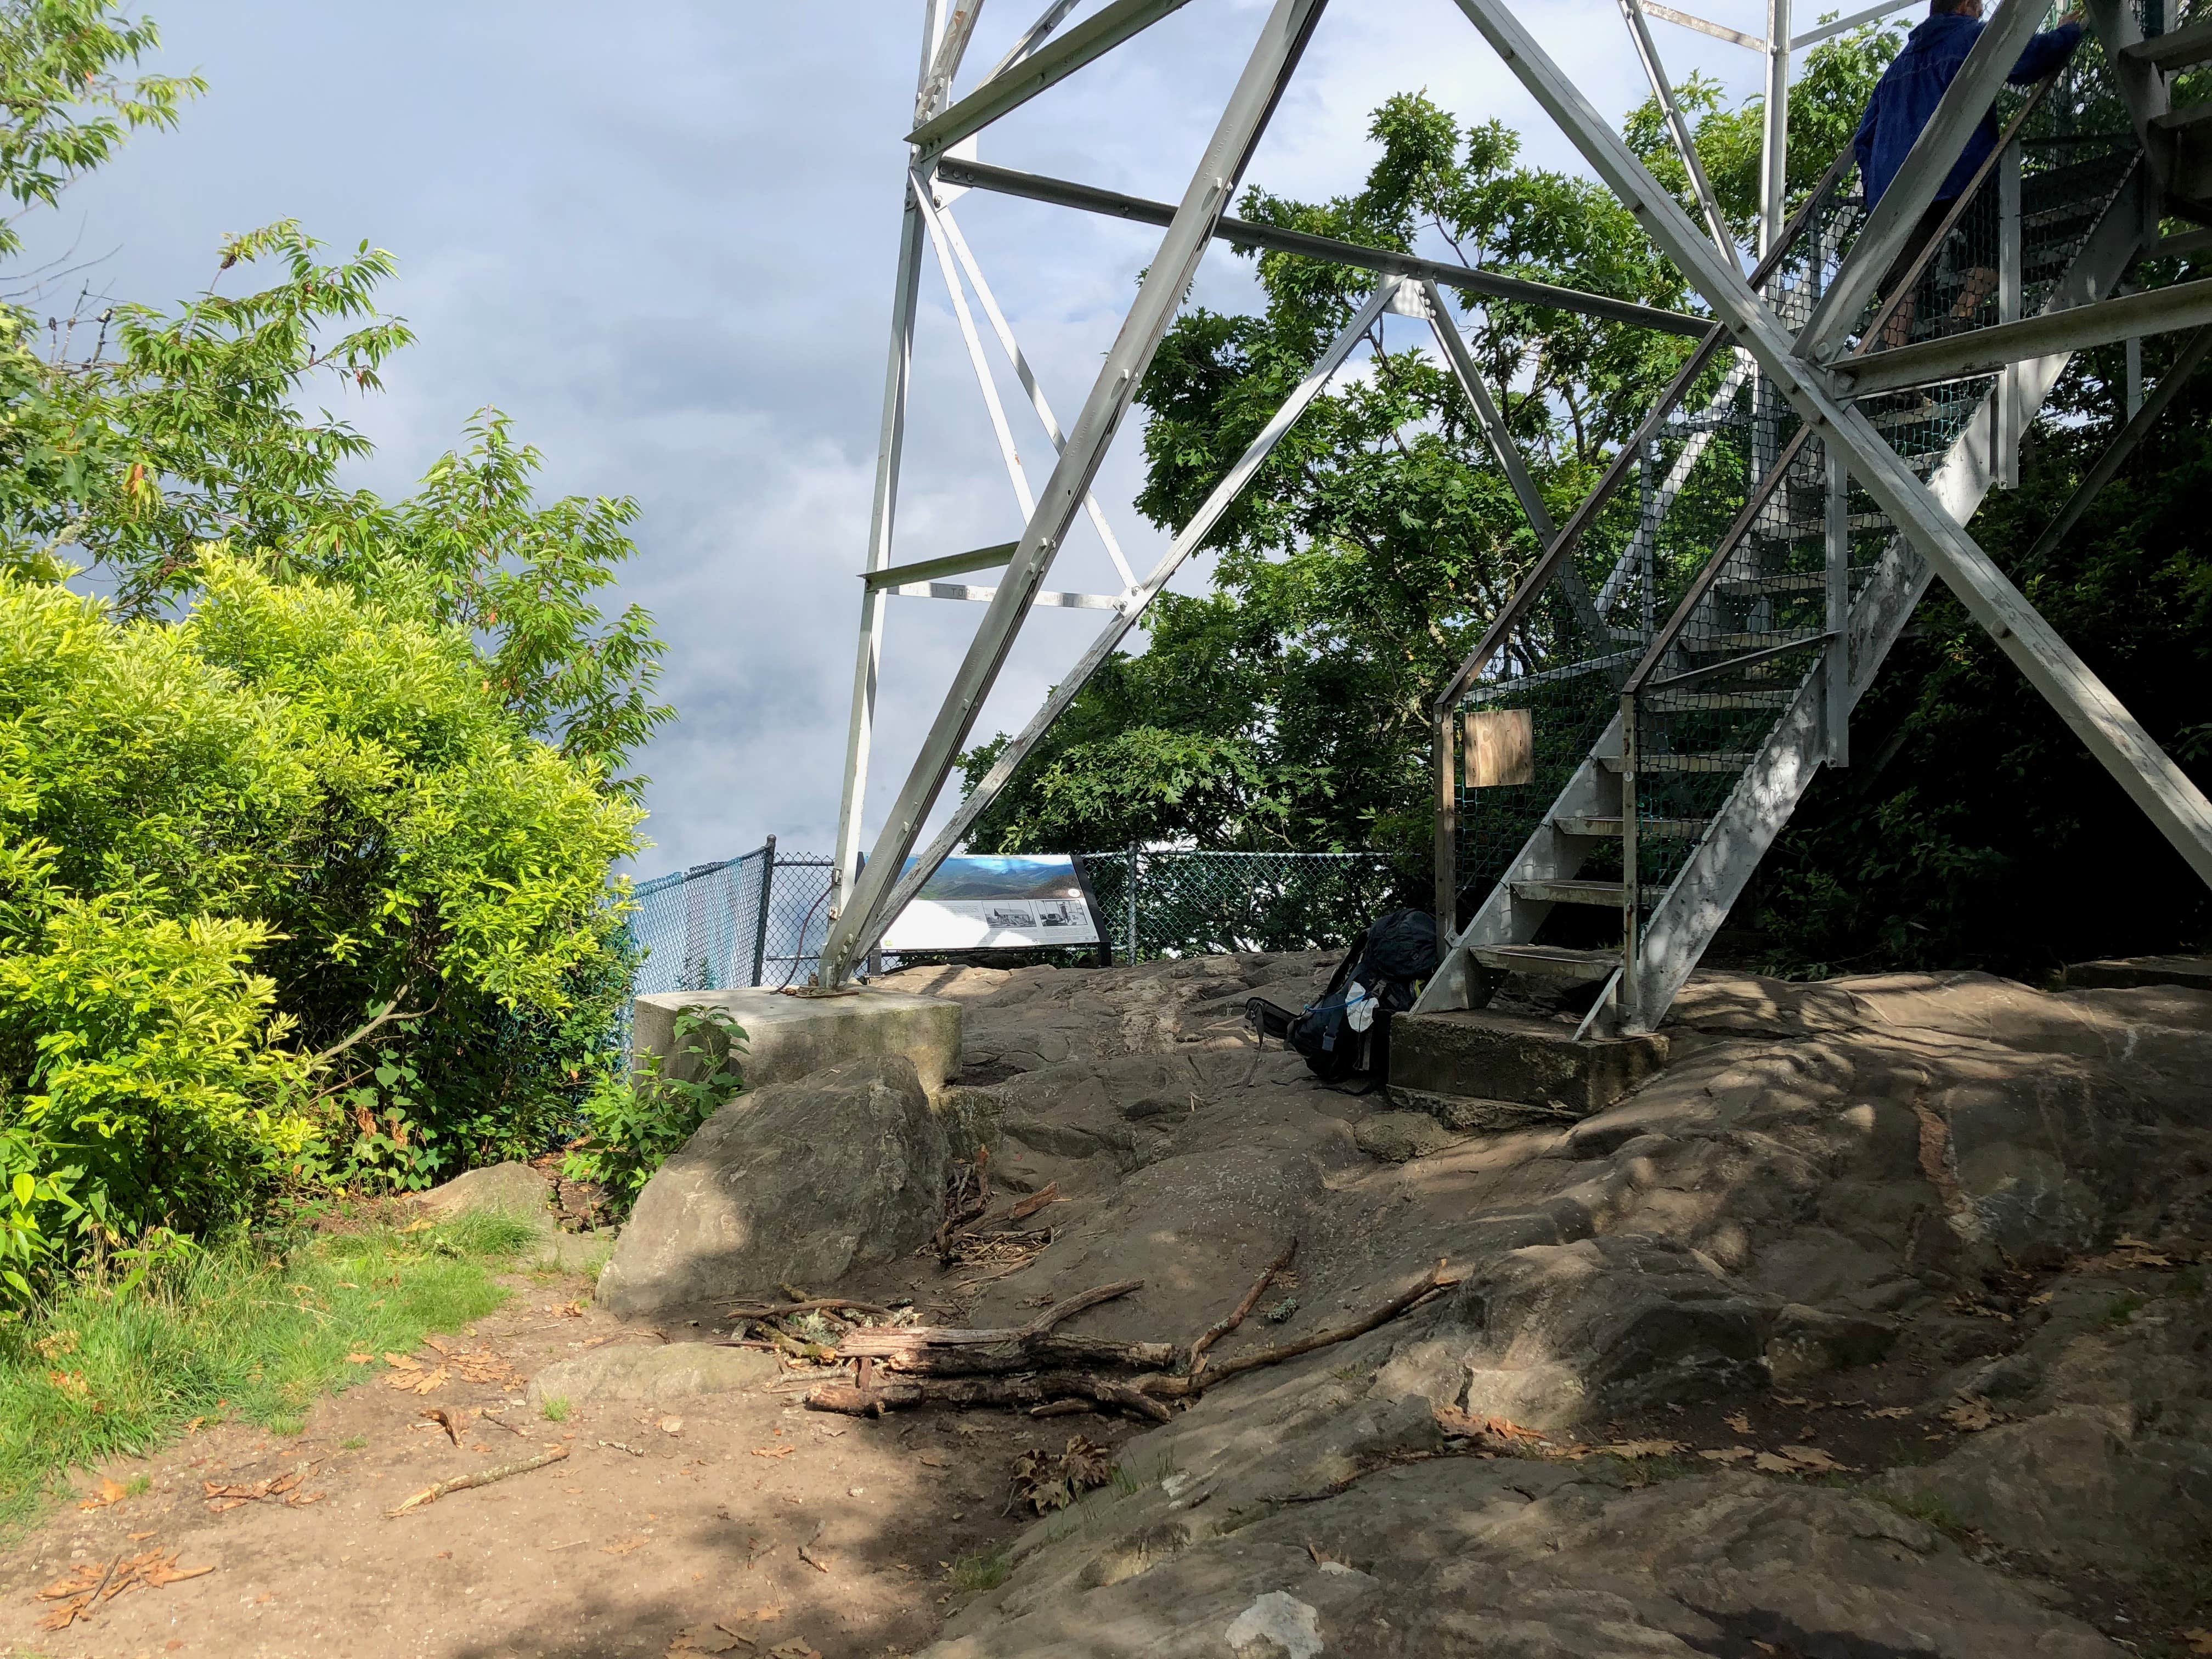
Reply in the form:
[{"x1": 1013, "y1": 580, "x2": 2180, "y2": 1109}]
[
  {"x1": 749, "y1": 836, "x2": 776, "y2": 987},
  {"x1": 1126, "y1": 844, "x2": 1139, "y2": 964}
]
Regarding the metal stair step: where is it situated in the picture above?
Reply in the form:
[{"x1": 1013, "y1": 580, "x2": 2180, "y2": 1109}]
[
  {"x1": 1601, "y1": 752, "x2": 1759, "y2": 774},
  {"x1": 1471, "y1": 944, "x2": 1621, "y2": 984},
  {"x1": 1717, "y1": 572, "x2": 1826, "y2": 598},
  {"x1": 2153, "y1": 101, "x2": 2212, "y2": 134},
  {"x1": 1510, "y1": 878, "x2": 1628, "y2": 907},
  {"x1": 1645, "y1": 689, "x2": 1792, "y2": 711},
  {"x1": 2123, "y1": 18, "x2": 2212, "y2": 71},
  {"x1": 1554, "y1": 815, "x2": 1707, "y2": 839},
  {"x1": 1692, "y1": 629, "x2": 1826, "y2": 652}
]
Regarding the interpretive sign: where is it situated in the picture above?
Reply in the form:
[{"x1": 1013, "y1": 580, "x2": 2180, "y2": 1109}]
[{"x1": 879, "y1": 854, "x2": 1103, "y2": 952}]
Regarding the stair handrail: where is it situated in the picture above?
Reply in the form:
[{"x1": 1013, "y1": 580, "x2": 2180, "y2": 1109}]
[{"x1": 1432, "y1": 144, "x2": 1859, "y2": 719}]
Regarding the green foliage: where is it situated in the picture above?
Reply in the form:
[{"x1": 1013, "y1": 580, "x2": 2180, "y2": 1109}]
[
  {"x1": 963, "y1": 93, "x2": 1696, "y2": 866},
  {"x1": 565, "y1": 1006, "x2": 744, "y2": 1206},
  {"x1": 0, "y1": 1, "x2": 676, "y2": 1299},
  {"x1": 0, "y1": 1, "x2": 201, "y2": 264},
  {"x1": 0, "y1": 557, "x2": 642, "y2": 1286},
  {"x1": 0, "y1": 1211, "x2": 522, "y2": 1534}
]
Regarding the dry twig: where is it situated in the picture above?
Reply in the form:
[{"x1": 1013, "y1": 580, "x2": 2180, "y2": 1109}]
[{"x1": 385, "y1": 1444, "x2": 569, "y2": 1516}]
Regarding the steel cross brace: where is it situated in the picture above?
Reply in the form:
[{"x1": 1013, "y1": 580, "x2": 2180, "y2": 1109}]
[
  {"x1": 1449, "y1": 0, "x2": 2212, "y2": 890},
  {"x1": 842, "y1": 278, "x2": 1407, "y2": 967},
  {"x1": 820, "y1": 0, "x2": 1331, "y2": 985}
]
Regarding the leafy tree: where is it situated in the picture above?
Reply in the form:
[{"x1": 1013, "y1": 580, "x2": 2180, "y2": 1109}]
[{"x1": 0, "y1": 0, "x2": 677, "y2": 1290}]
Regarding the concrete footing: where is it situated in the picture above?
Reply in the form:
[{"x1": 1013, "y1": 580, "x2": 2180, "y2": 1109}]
[
  {"x1": 631, "y1": 986, "x2": 962, "y2": 1096},
  {"x1": 2062, "y1": 955, "x2": 2212, "y2": 993},
  {"x1": 1389, "y1": 1008, "x2": 1666, "y2": 1124}
]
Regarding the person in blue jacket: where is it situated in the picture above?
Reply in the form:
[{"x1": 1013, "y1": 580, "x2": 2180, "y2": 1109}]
[{"x1": 1853, "y1": 0, "x2": 2086, "y2": 345}]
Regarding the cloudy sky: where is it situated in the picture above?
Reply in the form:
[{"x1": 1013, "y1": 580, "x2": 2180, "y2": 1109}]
[{"x1": 24, "y1": 0, "x2": 1787, "y2": 876}]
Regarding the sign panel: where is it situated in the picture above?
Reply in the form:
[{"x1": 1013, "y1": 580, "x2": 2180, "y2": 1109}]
[{"x1": 879, "y1": 854, "x2": 1102, "y2": 952}]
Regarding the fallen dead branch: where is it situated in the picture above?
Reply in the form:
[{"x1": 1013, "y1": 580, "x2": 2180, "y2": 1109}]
[
  {"x1": 36, "y1": 1549, "x2": 212, "y2": 1629},
  {"x1": 1188, "y1": 1240, "x2": 1297, "y2": 1376},
  {"x1": 806, "y1": 1370, "x2": 1173, "y2": 1423},
  {"x1": 805, "y1": 1256, "x2": 1460, "y2": 1421},
  {"x1": 386, "y1": 1443, "x2": 570, "y2": 1516},
  {"x1": 934, "y1": 1146, "x2": 992, "y2": 1260}
]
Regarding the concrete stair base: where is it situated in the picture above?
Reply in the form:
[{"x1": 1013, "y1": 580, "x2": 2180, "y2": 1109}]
[
  {"x1": 2062, "y1": 955, "x2": 2212, "y2": 993},
  {"x1": 1389, "y1": 1009, "x2": 1667, "y2": 1127}
]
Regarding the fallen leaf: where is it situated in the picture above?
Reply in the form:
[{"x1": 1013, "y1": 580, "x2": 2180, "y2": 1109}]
[
  {"x1": 345, "y1": 1353, "x2": 374, "y2": 1364},
  {"x1": 749, "y1": 1446, "x2": 795, "y2": 1460},
  {"x1": 1723, "y1": 1411, "x2": 1751, "y2": 1435},
  {"x1": 602, "y1": 1536, "x2": 652, "y2": 1556},
  {"x1": 766, "y1": 1643, "x2": 821, "y2": 1659},
  {"x1": 916, "y1": 1453, "x2": 947, "y2": 1468},
  {"x1": 1752, "y1": 1451, "x2": 1797, "y2": 1473},
  {"x1": 79, "y1": 1478, "x2": 129, "y2": 1510},
  {"x1": 1698, "y1": 1447, "x2": 1757, "y2": 1464},
  {"x1": 126, "y1": 1531, "x2": 155, "y2": 1542},
  {"x1": 1866, "y1": 1406, "x2": 1913, "y2": 1420},
  {"x1": 1775, "y1": 1445, "x2": 1848, "y2": 1472},
  {"x1": 421, "y1": 1408, "x2": 465, "y2": 1447},
  {"x1": 383, "y1": 1352, "x2": 419, "y2": 1369},
  {"x1": 1583, "y1": 1440, "x2": 1684, "y2": 1460},
  {"x1": 1940, "y1": 1397, "x2": 1999, "y2": 1433},
  {"x1": 2179, "y1": 1628, "x2": 2212, "y2": 1656}
]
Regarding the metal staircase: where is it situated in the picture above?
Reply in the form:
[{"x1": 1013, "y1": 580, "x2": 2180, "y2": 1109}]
[{"x1": 1423, "y1": 5, "x2": 2203, "y2": 1036}]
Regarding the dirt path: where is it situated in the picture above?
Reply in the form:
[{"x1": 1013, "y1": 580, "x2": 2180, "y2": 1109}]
[{"x1": 0, "y1": 1261, "x2": 1098, "y2": 1659}]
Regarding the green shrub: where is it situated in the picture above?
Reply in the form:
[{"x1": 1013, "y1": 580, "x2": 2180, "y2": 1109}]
[
  {"x1": 0, "y1": 560, "x2": 642, "y2": 1291},
  {"x1": 565, "y1": 1007, "x2": 744, "y2": 1206}
]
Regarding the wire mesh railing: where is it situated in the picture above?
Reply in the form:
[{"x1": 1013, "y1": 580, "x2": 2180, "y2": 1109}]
[{"x1": 1079, "y1": 849, "x2": 1407, "y2": 962}]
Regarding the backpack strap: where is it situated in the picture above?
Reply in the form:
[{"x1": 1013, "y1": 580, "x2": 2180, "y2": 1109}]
[{"x1": 1311, "y1": 928, "x2": 1370, "y2": 1009}]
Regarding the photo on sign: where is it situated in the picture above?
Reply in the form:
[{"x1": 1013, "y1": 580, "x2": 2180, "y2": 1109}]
[{"x1": 880, "y1": 855, "x2": 1102, "y2": 952}]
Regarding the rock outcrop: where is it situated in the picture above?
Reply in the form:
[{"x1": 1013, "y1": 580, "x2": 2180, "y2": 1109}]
[
  {"x1": 595, "y1": 1053, "x2": 949, "y2": 1316},
  {"x1": 843, "y1": 956, "x2": 2212, "y2": 1657}
]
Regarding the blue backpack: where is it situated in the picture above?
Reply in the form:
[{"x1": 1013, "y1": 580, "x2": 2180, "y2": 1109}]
[{"x1": 1245, "y1": 910, "x2": 1438, "y2": 1085}]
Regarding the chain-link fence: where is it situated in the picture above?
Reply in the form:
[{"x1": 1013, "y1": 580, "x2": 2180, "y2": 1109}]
[
  {"x1": 1079, "y1": 849, "x2": 1407, "y2": 962},
  {"x1": 622, "y1": 838, "x2": 836, "y2": 1000}
]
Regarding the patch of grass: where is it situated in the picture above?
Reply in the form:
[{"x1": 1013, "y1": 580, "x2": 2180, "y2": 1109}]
[
  {"x1": 2103, "y1": 1293, "x2": 2145, "y2": 1328},
  {"x1": 2175, "y1": 1267, "x2": 2204, "y2": 1300},
  {"x1": 540, "y1": 1395, "x2": 571, "y2": 1423},
  {"x1": 0, "y1": 1209, "x2": 521, "y2": 1536},
  {"x1": 338, "y1": 1436, "x2": 367, "y2": 1451},
  {"x1": 947, "y1": 1546, "x2": 1012, "y2": 1595},
  {"x1": 1869, "y1": 1488, "x2": 1974, "y2": 1543},
  {"x1": 1109, "y1": 1451, "x2": 1179, "y2": 1498}
]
